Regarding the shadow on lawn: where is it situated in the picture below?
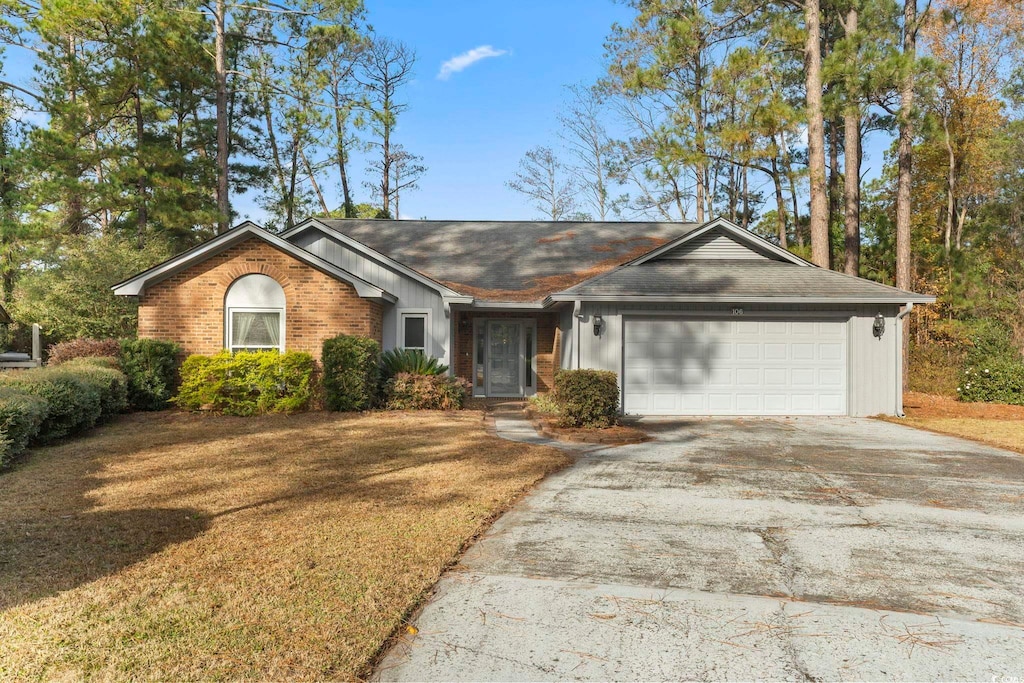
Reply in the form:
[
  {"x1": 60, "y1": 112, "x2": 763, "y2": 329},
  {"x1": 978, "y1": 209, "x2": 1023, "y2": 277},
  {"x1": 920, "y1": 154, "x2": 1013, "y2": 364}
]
[{"x1": 0, "y1": 429, "x2": 212, "y2": 612}]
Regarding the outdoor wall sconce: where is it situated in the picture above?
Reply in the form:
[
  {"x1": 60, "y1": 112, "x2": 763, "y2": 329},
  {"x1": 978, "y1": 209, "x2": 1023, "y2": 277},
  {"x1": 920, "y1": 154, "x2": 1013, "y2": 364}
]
[
  {"x1": 593, "y1": 314, "x2": 604, "y2": 337},
  {"x1": 873, "y1": 312, "x2": 885, "y2": 339}
]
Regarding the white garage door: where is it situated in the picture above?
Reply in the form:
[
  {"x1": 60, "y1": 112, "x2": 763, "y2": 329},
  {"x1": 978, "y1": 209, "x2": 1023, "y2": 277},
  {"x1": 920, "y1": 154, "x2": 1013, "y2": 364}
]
[{"x1": 623, "y1": 318, "x2": 847, "y2": 415}]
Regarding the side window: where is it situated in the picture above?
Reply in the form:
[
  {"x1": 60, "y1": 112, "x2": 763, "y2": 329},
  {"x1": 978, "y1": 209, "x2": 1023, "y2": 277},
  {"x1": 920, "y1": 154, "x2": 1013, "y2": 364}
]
[{"x1": 401, "y1": 313, "x2": 427, "y2": 353}]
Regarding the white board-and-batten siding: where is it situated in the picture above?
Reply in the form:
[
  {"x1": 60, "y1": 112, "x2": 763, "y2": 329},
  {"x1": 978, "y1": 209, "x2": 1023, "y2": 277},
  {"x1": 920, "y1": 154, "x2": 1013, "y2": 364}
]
[
  {"x1": 291, "y1": 232, "x2": 450, "y2": 361},
  {"x1": 572, "y1": 302, "x2": 900, "y2": 417}
]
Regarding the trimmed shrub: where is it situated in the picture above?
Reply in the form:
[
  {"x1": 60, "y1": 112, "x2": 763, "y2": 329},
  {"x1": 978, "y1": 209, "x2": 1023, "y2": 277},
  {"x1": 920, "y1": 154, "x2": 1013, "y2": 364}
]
[
  {"x1": 47, "y1": 338, "x2": 121, "y2": 366},
  {"x1": 0, "y1": 388, "x2": 47, "y2": 466},
  {"x1": 958, "y1": 360, "x2": 1024, "y2": 405},
  {"x1": 59, "y1": 358, "x2": 130, "y2": 417},
  {"x1": 175, "y1": 350, "x2": 316, "y2": 416},
  {"x1": 0, "y1": 367, "x2": 103, "y2": 442},
  {"x1": 322, "y1": 334, "x2": 381, "y2": 411},
  {"x1": 119, "y1": 339, "x2": 181, "y2": 411},
  {"x1": 553, "y1": 369, "x2": 619, "y2": 428},
  {"x1": 383, "y1": 373, "x2": 470, "y2": 411},
  {"x1": 380, "y1": 348, "x2": 448, "y2": 380}
]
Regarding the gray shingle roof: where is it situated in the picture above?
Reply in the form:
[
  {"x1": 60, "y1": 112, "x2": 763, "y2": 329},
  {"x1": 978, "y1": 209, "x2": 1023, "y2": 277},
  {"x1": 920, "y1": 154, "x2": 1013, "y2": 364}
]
[
  {"x1": 553, "y1": 260, "x2": 932, "y2": 302},
  {"x1": 316, "y1": 219, "x2": 699, "y2": 300}
]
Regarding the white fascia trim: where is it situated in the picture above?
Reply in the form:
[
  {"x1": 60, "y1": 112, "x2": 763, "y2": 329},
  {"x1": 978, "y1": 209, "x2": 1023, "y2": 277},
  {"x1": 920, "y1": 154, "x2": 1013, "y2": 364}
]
[
  {"x1": 625, "y1": 217, "x2": 814, "y2": 267},
  {"x1": 468, "y1": 301, "x2": 547, "y2": 310},
  {"x1": 111, "y1": 222, "x2": 396, "y2": 302},
  {"x1": 283, "y1": 218, "x2": 467, "y2": 299},
  {"x1": 548, "y1": 295, "x2": 937, "y2": 304}
]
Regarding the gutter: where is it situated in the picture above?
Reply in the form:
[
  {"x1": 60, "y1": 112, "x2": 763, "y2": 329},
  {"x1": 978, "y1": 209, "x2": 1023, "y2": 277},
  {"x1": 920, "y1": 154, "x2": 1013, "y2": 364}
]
[{"x1": 895, "y1": 302, "x2": 915, "y2": 417}]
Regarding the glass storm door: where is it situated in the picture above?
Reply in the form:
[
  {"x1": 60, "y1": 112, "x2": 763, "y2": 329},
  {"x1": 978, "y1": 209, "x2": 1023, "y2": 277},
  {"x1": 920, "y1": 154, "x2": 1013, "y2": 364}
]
[{"x1": 487, "y1": 322, "x2": 522, "y2": 396}]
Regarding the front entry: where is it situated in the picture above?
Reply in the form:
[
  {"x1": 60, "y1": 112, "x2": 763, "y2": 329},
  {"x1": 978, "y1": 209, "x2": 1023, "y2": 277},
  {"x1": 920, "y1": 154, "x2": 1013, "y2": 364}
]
[{"x1": 473, "y1": 319, "x2": 537, "y2": 397}]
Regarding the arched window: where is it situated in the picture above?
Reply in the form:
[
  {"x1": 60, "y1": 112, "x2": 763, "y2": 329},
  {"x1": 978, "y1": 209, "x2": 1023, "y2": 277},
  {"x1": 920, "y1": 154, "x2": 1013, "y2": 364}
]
[{"x1": 225, "y1": 274, "x2": 285, "y2": 353}]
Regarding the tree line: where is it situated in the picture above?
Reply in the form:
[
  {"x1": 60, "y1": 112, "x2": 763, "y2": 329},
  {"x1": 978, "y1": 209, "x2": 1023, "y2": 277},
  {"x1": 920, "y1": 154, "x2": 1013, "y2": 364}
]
[
  {"x1": 0, "y1": 0, "x2": 425, "y2": 339},
  {"x1": 506, "y1": 0, "x2": 1024, "y2": 386}
]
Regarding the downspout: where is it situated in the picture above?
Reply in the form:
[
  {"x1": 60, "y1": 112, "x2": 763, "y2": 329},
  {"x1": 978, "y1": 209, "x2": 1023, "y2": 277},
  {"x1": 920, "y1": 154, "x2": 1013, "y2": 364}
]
[
  {"x1": 895, "y1": 302, "x2": 914, "y2": 417},
  {"x1": 573, "y1": 300, "x2": 582, "y2": 370}
]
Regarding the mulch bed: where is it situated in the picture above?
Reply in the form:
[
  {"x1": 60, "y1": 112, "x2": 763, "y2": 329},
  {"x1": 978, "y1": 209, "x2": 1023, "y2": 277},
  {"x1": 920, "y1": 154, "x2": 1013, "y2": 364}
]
[{"x1": 524, "y1": 408, "x2": 649, "y2": 445}]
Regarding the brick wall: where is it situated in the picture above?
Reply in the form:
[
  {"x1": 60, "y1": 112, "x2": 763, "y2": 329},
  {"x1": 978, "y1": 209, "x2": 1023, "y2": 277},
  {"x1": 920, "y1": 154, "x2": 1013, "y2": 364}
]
[
  {"x1": 137, "y1": 236, "x2": 383, "y2": 360},
  {"x1": 453, "y1": 310, "x2": 562, "y2": 394}
]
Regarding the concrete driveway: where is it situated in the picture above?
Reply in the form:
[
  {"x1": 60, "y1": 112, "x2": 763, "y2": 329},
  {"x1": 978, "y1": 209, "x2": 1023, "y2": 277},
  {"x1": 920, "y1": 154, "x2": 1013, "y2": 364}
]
[{"x1": 376, "y1": 418, "x2": 1024, "y2": 681}]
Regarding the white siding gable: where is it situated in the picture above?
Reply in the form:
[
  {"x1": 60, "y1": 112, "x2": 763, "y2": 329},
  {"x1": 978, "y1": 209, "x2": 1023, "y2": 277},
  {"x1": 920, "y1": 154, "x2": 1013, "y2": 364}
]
[{"x1": 653, "y1": 228, "x2": 776, "y2": 261}]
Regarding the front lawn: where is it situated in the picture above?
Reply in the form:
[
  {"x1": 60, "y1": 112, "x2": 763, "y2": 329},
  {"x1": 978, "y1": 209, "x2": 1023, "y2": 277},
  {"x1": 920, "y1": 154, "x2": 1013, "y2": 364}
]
[
  {"x1": 0, "y1": 410, "x2": 571, "y2": 680},
  {"x1": 895, "y1": 392, "x2": 1024, "y2": 455}
]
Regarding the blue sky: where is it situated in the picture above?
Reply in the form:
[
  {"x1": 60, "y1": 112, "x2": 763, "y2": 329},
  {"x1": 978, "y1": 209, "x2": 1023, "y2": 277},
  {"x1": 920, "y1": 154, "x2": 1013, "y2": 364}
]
[{"x1": 259, "y1": 0, "x2": 637, "y2": 222}]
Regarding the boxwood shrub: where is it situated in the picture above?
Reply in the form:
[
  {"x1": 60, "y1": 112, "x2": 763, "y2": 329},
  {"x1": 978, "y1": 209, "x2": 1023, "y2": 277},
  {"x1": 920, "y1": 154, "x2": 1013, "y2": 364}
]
[
  {"x1": 0, "y1": 367, "x2": 103, "y2": 442},
  {"x1": 0, "y1": 388, "x2": 48, "y2": 466},
  {"x1": 383, "y1": 373, "x2": 471, "y2": 410},
  {"x1": 59, "y1": 357, "x2": 130, "y2": 417},
  {"x1": 322, "y1": 334, "x2": 381, "y2": 411},
  {"x1": 119, "y1": 338, "x2": 181, "y2": 411},
  {"x1": 553, "y1": 369, "x2": 620, "y2": 428},
  {"x1": 175, "y1": 350, "x2": 316, "y2": 416}
]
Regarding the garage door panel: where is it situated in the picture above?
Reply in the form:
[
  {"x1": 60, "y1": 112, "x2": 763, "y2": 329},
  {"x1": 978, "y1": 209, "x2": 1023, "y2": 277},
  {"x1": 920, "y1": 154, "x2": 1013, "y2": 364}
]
[{"x1": 624, "y1": 317, "x2": 847, "y2": 416}]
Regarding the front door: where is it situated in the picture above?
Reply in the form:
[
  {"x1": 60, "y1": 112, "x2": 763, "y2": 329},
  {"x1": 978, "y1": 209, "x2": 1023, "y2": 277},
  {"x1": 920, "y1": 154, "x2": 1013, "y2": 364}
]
[{"x1": 486, "y1": 321, "x2": 522, "y2": 396}]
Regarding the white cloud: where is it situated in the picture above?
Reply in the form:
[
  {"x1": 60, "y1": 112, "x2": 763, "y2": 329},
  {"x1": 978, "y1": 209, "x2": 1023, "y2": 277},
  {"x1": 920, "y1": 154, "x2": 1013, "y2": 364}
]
[{"x1": 437, "y1": 45, "x2": 507, "y2": 80}]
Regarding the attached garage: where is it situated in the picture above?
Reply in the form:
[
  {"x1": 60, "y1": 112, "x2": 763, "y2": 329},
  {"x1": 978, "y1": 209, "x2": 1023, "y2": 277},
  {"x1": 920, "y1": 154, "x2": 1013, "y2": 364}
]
[{"x1": 622, "y1": 317, "x2": 848, "y2": 416}]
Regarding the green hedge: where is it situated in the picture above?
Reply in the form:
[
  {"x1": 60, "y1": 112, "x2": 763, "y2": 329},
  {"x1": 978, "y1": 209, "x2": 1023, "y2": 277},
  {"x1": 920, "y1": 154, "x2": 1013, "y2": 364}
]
[
  {"x1": 175, "y1": 350, "x2": 315, "y2": 416},
  {"x1": 60, "y1": 357, "x2": 129, "y2": 417},
  {"x1": 0, "y1": 389, "x2": 48, "y2": 466},
  {"x1": 119, "y1": 339, "x2": 181, "y2": 411},
  {"x1": 0, "y1": 367, "x2": 103, "y2": 442},
  {"x1": 383, "y1": 373, "x2": 470, "y2": 410},
  {"x1": 0, "y1": 362, "x2": 131, "y2": 459},
  {"x1": 322, "y1": 334, "x2": 381, "y2": 411},
  {"x1": 958, "y1": 360, "x2": 1024, "y2": 405},
  {"x1": 553, "y1": 369, "x2": 619, "y2": 428}
]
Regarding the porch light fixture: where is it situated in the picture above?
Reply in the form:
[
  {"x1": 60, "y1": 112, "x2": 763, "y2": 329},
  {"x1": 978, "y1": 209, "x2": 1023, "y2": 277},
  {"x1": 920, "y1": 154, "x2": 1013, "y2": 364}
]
[
  {"x1": 873, "y1": 313, "x2": 885, "y2": 339},
  {"x1": 593, "y1": 314, "x2": 604, "y2": 337}
]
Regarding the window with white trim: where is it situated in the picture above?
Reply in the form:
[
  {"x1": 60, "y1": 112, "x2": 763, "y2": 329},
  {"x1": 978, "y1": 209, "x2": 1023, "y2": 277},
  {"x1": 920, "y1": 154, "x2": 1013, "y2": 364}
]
[
  {"x1": 225, "y1": 274, "x2": 285, "y2": 353},
  {"x1": 400, "y1": 312, "x2": 428, "y2": 353}
]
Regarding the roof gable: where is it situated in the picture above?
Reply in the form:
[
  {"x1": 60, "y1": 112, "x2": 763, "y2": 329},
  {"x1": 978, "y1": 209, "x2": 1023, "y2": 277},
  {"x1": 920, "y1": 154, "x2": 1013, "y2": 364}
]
[
  {"x1": 628, "y1": 218, "x2": 812, "y2": 267},
  {"x1": 111, "y1": 222, "x2": 395, "y2": 302},
  {"x1": 281, "y1": 218, "x2": 470, "y2": 300}
]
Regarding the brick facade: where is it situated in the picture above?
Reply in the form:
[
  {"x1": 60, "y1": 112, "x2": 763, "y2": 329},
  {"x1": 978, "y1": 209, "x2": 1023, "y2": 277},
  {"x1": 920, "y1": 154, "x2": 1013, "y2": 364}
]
[
  {"x1": 452, "y1": 310, "x2": 562, "y2": 394},
  {"x1": 137, "y1": 236, "x2": 383, "y2": 360}
]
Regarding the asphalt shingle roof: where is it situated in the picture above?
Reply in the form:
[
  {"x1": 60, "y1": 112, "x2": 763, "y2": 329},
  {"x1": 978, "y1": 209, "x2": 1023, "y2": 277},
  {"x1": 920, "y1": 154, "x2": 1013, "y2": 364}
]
[
  {"x1": 555, "y1": 260, "x2": 931, "y2": 301},
  {"x1": 317, "y1": 219, "x2": 699, "y2": 300}
]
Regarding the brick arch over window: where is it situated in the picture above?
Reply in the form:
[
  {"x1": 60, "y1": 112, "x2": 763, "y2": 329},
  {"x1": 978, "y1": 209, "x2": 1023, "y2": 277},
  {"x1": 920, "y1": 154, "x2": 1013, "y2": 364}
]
[{"x1": 136, "y1": 236, "x2": 385, "y2": 360}]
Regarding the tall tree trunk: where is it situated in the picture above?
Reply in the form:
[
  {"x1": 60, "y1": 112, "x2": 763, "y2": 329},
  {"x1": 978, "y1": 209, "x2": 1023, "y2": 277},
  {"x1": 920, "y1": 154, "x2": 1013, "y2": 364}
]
[
  {"x1": 843, "y1": 4, "x2": 860, "y2": 277},
  {"x1": 214, "y1": 0, "x2": 230, "y2": 233},
  {"x1": 942, "y1": 113, "x2": 955, "y2": 256},
  {"x1": 301, "y1": 148, "x2": 329, "y2": 214},
  {"x1": 771, "y1": 156, "x2": 788, "y2": 248},
  {"x1": 134, "y1": 85, "x2": 147, "y2": 248},
  {"x1": 828, "y1": 120, "x2": 841, "y2": 268},
  {"x1": 286, "y1": 145, "x2": 298, "y2": 230},
  {"x1": 741, "y1": 165, "x2": 749, "y2": 230},
  {"x1": 805, "y1": 0, "x2": 829, "y2": 268},
  {"x1": 895, "y1": 0, "x2": 919, "y2": 388},
  {"x1": 843, "y1": 114, "x2": 861, "y2": 275},
  {"x1": 331, "y1": 81, "x2": 353, "y2": 216}
]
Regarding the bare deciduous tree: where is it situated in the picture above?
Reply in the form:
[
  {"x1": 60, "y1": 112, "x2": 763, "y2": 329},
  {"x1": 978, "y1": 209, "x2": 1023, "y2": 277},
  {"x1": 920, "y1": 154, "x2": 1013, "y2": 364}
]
[{"x1": 506, "y1": 146, "x2": 579, "y2": 221}]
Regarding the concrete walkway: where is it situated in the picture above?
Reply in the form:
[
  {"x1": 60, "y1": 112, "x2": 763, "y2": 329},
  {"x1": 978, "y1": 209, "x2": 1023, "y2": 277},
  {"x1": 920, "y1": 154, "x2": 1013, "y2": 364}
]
[{"x1": 377, "y1": 417, "x2": 1024, "y2": 681}]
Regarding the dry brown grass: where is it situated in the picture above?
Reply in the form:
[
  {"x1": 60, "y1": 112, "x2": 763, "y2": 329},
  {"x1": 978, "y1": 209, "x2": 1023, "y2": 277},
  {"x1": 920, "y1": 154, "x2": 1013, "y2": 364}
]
[
  {"x1": 0, "y1": 410, "x2": 572, "y2": 681},
  {"x1": 887, "y1": 392, "x2": 1024, "y2": 455}
]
